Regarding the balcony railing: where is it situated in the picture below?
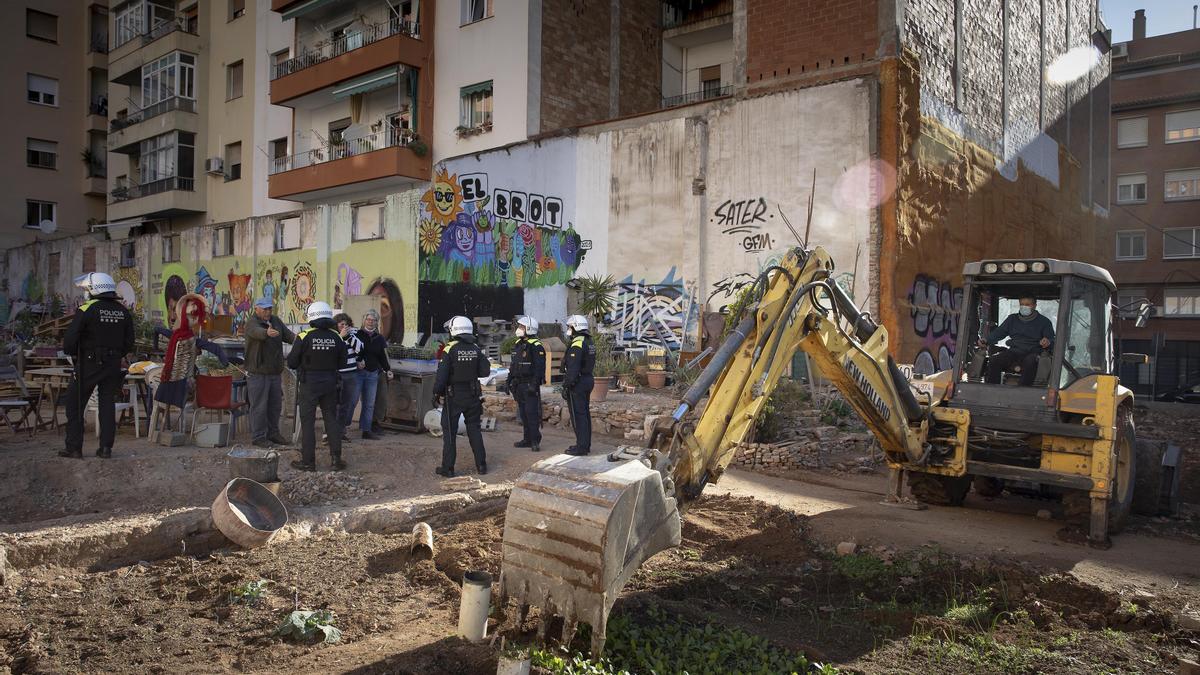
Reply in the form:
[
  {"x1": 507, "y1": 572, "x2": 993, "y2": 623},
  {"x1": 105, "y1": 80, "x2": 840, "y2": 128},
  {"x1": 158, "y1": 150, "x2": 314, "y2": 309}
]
[
  {"x1": 661, "y1": 84, "x2": 733, "y2": 109},
  {"x1": 111, "y1": 96, "x2": 196, "y2": 131},
  {"x1": 271, "y1": 18, "x2": 420, "y2": 80},
  {"x1": 110, "y1": 176, "x2": 195, "y2": 202},
  {"x1": 143, "y1": 17, "x2": 195, "y2": 45},
  {"x1": 270, "y1": 127, "x2": 416, "y2": 175}
]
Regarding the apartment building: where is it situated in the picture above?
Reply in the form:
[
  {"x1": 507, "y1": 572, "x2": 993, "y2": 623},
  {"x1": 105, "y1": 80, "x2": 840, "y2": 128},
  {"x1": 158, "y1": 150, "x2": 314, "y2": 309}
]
[
  {"x1": 0, "y1": 2, "x2": 109, "y2": 252},
  {"x1": 1109, "y1": 10, "x2": 1200, "y2": 397}
]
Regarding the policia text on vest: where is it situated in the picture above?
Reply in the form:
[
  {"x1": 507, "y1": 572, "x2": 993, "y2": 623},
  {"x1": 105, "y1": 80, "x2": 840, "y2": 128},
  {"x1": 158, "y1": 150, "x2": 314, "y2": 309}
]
[
  {"x1": 433, "y1": 333, "x2": 491, "y2": 476},
  {"x1": 287, "y1": 318, "x2": 348, "y2": 471},
  {"x1": 61, "y1": 296, "x2": 134, "y2": 458}
]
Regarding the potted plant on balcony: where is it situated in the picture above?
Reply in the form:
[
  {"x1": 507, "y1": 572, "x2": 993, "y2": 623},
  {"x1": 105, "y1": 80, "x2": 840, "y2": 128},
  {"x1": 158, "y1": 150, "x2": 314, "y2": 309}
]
[{"x1": 408, "y1": 135, "x2": 428, "y2": 157}]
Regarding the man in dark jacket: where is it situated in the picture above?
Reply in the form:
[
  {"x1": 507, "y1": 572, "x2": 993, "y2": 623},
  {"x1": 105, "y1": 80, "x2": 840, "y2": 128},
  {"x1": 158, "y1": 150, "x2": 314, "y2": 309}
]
[
  {"x1": 287, "y1": 301, "x2": 347, "y2": 471},
  {"x1": 434, "y1": 316, "x2": 490, "y2": 477},
  {"x1": 245, "y1": 297, "x2": 295, "y2": 447},
  {"x1": 61, "y1": 272, "x2": 134, "y2": 459},
  {"x1": 509, "y1": 316, "x2": 545, "y2": 452},
  {"x1": 981, "y1": 297, "x2": 1055, "y2": 386},
  {"x1": 355, "y1": 309, "x2": 392, "y2": 439},
  {"x1": 562, "y1": 315, "x2": 596, "y2": 456}
]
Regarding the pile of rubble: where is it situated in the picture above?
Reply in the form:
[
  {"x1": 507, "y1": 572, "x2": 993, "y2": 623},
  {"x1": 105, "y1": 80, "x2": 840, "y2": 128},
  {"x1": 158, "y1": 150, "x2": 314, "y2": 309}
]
[
  {"x1": 284, "y1": 471, "x2": 376, "y2": 506},
  {"x1": 482, "y1": 393, "x2": 668, "y2": 441},
  {"x1": 732, "y1": 440, "x2": 880, "y2": 472}
]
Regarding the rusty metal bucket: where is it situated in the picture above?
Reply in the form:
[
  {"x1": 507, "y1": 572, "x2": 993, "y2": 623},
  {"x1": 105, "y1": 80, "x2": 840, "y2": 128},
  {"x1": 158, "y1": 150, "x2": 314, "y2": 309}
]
[{"x1": 211, "y1": 478, "x2": 288, "y2": 549}]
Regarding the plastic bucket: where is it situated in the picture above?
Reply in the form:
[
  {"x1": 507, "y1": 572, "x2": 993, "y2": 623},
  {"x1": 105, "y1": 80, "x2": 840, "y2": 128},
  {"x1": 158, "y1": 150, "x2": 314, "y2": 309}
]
[
  {"x1": 226, "y1": 446, "x2": 280, "y2": 483},
  {"x1": 211, "y1": 478, "x2": 288, "y2": 548}
]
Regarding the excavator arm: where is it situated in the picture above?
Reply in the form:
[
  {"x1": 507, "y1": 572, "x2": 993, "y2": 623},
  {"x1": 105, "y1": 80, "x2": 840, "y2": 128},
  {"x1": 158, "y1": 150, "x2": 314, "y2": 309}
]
[{"x1": 499, "y1": 246, "x2": 939, "y2": 653}]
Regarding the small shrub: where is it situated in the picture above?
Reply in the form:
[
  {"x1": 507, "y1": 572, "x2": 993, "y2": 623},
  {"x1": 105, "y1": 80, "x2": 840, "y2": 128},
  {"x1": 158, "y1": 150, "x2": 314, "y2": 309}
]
[
  {"x1": 275, "y1": 609, "x2": 341, "y2": 644},
  {"x1": 229, "y1": 579, "x2": 270, "y2": 605}
]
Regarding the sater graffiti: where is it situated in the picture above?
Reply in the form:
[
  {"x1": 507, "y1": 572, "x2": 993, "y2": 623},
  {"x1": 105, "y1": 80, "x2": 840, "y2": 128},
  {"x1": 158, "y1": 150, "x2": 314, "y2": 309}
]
[
  {"x1": 712, "y1": 197, "x2": 780, "y2": 253},
  {"x1": 419, "y1": 166, "x2": 584, "y2": 288},
  {"x1": 908, "y1": 274, "x2": 963, "y2": 375},
  {"x1": 603, "y1": 268, "x2": 695, "y2": 351}
]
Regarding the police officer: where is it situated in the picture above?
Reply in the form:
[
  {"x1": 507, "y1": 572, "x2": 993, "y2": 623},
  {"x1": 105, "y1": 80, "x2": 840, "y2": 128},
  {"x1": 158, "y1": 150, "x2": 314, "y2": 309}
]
[
  {"x1": 60, "y1": 272, "x2": 134, "y2": 459},
  {"x1": 434, "y1": 316, "x2": 490, "y2": 477},
  {"x1": 561, "y1": 315, "x2": 596, "y2": 456},
  {"x1": 509, "y1": 316, "x2": 545, "y2": 452},
  {"x1": 286, "y1": 301, "x2": 348, "y2": 472}
]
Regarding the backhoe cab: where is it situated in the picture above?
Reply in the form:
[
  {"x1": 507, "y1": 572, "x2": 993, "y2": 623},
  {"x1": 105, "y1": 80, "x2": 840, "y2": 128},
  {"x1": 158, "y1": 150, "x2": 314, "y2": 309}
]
[{"x1": 903, "y1": 258, "x2": 1135, "y2": 546}]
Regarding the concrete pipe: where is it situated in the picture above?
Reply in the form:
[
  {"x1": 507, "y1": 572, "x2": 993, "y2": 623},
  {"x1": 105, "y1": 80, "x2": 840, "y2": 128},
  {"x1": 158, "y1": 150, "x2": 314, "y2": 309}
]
[
  {"x1": 410, "y1": 522, "x2": 434, "y2": 559},
  {"x1": 457, "y1": 570, "x2": 492, "y2": 642}
]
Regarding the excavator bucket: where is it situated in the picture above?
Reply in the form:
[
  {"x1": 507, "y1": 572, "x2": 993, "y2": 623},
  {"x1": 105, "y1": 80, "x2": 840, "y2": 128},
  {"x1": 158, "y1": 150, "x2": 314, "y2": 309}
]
[{"x1": 499, "y1": 453, "x2": 681, "y2": 654}]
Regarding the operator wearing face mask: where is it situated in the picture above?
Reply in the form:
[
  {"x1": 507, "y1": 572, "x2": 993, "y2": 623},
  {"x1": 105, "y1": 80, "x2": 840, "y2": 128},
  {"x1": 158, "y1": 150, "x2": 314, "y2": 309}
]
[{"x1": 979, "y1": 297, "x2": 1055, "y2": 386}]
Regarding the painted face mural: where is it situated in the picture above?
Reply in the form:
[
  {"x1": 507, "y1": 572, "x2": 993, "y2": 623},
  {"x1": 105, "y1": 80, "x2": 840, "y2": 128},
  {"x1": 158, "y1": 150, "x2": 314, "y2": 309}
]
[
  {"x1": 420, "y1": 167, "x2": 464, "y2": 226},
  {"x1": 453, "y1": 217, "x2": 476, "y2": 254}
]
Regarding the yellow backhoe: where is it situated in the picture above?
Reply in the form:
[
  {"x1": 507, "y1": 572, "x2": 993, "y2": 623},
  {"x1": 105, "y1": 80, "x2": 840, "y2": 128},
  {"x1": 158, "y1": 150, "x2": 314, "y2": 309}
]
[{"x1": 499, "y1": 246, "x2": 1140, "y2": 653}]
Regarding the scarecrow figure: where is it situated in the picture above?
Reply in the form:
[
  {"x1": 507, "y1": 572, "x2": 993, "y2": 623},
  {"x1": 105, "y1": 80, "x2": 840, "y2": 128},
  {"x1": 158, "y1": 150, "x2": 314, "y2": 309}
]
[{"x1": 151, "y1": 293, "x2": 229, "y2": 431}]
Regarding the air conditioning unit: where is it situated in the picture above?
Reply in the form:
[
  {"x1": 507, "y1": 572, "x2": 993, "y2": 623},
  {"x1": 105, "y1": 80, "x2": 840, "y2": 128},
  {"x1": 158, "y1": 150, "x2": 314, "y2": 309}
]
[
  {"x1": 205, "y1": 157, "x2": 224, "y2": 175},
  {"x1": 1112, "y1": 42, "x2": 1128, "y2": 58}
]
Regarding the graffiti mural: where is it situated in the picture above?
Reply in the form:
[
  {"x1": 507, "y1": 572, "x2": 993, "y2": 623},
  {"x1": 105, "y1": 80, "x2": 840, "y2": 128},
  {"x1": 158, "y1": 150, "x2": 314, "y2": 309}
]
[
  {"x1": 603, "y1": 268, "x2": 696, "y2": 351},
  {"x1": 334, "y1": 262, "x2": 364, "y2": 310},
  {"x1": 908, "y1": 274, "x2": 963, "y2": 375},
  {"x1": 419, "y1": 166, "x2": 585, "y2": 287},
  {"x1": 114, "y1": 267, "x2": 143, "y2": 314}
]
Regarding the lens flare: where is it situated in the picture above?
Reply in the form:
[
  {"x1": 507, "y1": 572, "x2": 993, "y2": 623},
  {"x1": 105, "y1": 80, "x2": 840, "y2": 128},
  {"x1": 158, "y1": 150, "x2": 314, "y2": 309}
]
[
  {"x1": 833, "y1": 159, "x2": 897, "y2": 212},
  {"x1": 1045, "y1": 46, "x2": 1102, "y2": 86}
]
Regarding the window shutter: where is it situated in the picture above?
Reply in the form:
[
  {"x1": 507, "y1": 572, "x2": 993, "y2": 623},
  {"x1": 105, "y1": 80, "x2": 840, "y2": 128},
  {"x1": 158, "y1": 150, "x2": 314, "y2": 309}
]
[
  {"x1": 1116, "y1": 117, "x2": 1147, "y2": 147},
  {"x1": 699, "y1": 65, "x2": 721, "y2": 82}
]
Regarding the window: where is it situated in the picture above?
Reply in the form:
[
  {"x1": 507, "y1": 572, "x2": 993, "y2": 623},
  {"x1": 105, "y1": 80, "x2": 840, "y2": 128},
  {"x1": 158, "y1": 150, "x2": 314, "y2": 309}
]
[
  {"x1": 1116, "y1": 230, "x2": 1146, "y2": 260},
  {"x1": 115, "y1": 1, "x2": 144, "y2": 47},
  {"x1": 162, "y1": 234, "x2": 180, "y2": 262},
  {"x1": 1165, "y1": 109, "x2": 1200, "y2": 143},
  {"x1": 119, "y1": 242, "x2": 136, "y2": 268},
  {"x1": 27, "y1": 74, "x2": 57, "y2": 106},
  {"x1": 700, "y1": 65, "x2": 722, "y2": 98},
  {"x1": 460, "y1": 81, "x2": 493, "y2": 129},
  {"x1": 139, "y1": 132, "x2": 176, "y2": 184},
  {"x1": 142, "y1": 52, "x2": 196, "y2": 107},
  {"x1": 25, "y1": 200, "x2": 55, "y2": 228},
  {"x1": 228, "y1": 0, "x2": 245, "y2": 21},
  {"x1": 1116, "y1": 288, "x2": 1147, "y2": 318},
  {"x1": 1164, "y1": 228, "x2": 1200, "y2": 259},
  {"x1": 1165, "y1": 169, "x2": 1200, "y2": 201},
  {"x1": 352, "y1": 204, "x2": 384, "y2": 241},
  {"x1": 329, "y1": 117, "x2": 351, "y2": 159},
  {"x1": 270, "y1": 137, "x2": 288, "y2": 161},
  {"x1": 275, "y1": 217, "x2": 300, "y2": 251},
  {"x1": 26, "y1": 9, "x2": 58, "y2": 42},
  {"x1": 224, "y1": 142, "x2": 242, "y2": 181},
  {"x1": 26, "y1": 139, "x2": 57, "y2": 169},
  {"x1": 1116, "y1": 173, "x2": 1147, "y2": 203},
  {"x1": 1116, "y1": 116, "x2": 1148, "y2": 149},
  {"x1": 271, "y1": 48, "x2": 290, "y2": 76},
  {"x1": 226, "y1": 60, "x2": 243, "y2": 101},
  {"x1": 1164, "y1": 288, "x2": 1200, "y2": 317},
  {"x1": 213, "y1": 226, "x2": 234, "y2": 257},
  {"x1": 83, "y1": 247, "x2": 96, "y2": 272},
  {"x1": 461, "y1": 0, "x2": 490, "y2": 24}
]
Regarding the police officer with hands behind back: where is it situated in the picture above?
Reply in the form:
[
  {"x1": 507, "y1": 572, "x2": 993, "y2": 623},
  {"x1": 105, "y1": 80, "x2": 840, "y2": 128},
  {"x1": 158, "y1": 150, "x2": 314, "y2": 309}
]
[
  {"x1": 60, "y1": 272, "x2": 134, "y2": 459},
  {"x1": 287, "y1": 301, "x2": 347, "y2": 472},
  {"x1": 510, "y1": 316, "x2": 545, "y2": 453},
  {"x1": 434, "y1": 316, "x2": 490, "y2": 477},
  {"x1": 562, "y1": 314, "x2": 596, "y2": 456}
]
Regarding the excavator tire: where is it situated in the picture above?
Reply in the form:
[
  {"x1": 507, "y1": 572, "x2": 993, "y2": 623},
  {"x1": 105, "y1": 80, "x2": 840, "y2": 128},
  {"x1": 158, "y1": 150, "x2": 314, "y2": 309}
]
[
  {"x1": 973, "y1": 476, "x2": 1005, "y2": 498},
  {"x1": 1062, "y1": 407, "x2": 1136, "y2": 535},
  {"x1": 908, "y1": 472, "x2": 971, "y2": 506}
]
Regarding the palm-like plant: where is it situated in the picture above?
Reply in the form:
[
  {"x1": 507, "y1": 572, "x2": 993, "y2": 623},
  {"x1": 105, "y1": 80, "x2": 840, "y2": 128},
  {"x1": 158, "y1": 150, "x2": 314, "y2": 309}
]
[{"x1": 575, "y1": 273, "x2": 618, "y2": 323}]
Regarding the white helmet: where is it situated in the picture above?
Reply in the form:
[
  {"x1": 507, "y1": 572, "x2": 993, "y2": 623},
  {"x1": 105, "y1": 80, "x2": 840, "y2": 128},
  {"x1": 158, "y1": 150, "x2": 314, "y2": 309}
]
[
  {"x1": 306, "y1": 301, "x2": 334, "y2": 323},
  {"x1": 516, "y1": 315, "x2": 538, "y2": 333},
  {"x1": 74, "y1": 272, "x2": 117, "y2": 298},
  {"x1": 566, "y1": 314, "x2": 590, "y2": 333},
  {"x1": 445, "y1": 315, "x2": 473, "y2": 336}
]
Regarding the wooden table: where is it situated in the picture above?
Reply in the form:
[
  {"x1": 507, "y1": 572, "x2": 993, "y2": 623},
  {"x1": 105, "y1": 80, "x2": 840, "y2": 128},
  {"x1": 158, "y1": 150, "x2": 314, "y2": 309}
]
[{"x1": 25, "y1": 367, "x2": 152, "y2": 429}]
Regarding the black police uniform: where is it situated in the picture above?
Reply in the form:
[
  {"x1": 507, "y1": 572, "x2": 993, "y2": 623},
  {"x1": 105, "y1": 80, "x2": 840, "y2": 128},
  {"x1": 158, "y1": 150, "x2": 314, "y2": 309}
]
[
  {"x1": 509, "y1": 334, "x2": 546, "y2": 450},
  {"x1": 435, "y1": 334, "x2": 490, "y2": 475},
  {"x1": 562, "y1": 331, "x2": 596, "y2": 455},
  {"x1": 61, "y1": 295, "x2": 134, "y2": 458},
  {"x1": 286, "y1": 318, "x2": 348, "y2": 469}
]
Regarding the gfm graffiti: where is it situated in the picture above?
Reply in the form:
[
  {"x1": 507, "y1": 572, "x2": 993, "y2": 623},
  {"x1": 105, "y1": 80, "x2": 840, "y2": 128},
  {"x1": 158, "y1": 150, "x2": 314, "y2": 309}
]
[
  {"x1": 419, "y1": 166, "x2": 585, "y2": 288},
  {"x1": 908, "y1": 274, "x2": 963, "y2": 375},
  {"x1": 602, "y1": 268, "x2": 696, "y2": 351}
]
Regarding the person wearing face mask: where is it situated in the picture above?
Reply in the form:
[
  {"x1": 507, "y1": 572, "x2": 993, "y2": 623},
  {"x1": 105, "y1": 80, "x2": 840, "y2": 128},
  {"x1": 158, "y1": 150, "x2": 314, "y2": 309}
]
[
  {"x1": 561, "y1": 315, "x2": 596, "y2": 456},
  {"x1": 355, "y1": 309, "x2": 392, "y2": 440},
  {"x1": 979, "y1": 297, "x2": 1055, "y2": 386},
  {"x1": 509, "y1": 316, "x2": 545, "y2": 452}
]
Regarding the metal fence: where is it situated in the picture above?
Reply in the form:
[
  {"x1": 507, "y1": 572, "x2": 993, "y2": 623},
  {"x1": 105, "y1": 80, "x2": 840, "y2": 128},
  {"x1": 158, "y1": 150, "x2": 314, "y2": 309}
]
[
  {"x1": 110, "y1": 176, "x2": 195, "y2": 202},
  {"x1": 271, "y1": 18, "x2": 420, "y2": 80},
  {"x1": 110, "y1": 97, "x2": 195, "y2": 131},
  {"x1": 660, "y1": 84, "x2": 733, "y2": 109},
  {"x1": 270, "y1": 128, "x2": 415, "y2": 175}
]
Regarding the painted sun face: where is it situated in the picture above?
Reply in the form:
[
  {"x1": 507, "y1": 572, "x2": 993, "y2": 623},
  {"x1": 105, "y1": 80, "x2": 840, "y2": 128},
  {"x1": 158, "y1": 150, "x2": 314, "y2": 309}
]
[{"x1": 421, "y1": 167, "x2": 464, "y2": 225}]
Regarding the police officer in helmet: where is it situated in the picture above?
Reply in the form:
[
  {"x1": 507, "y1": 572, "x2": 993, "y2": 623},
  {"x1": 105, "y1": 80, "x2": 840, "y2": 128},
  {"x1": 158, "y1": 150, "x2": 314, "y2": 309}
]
[
  {"x1": 561, "y1": 314, "x2": 596, "y2": 456},
  {"x1": 287, "y1": 301, "x2": 348, "y2": 472},
  {"x1": 509, "y1": 316, "x2": 545, "y2": 452},
  {"x1": 60, "y1": 272, "x2": 134, "y2": 459},
  {"x1": 434, "y1": 316, "x2": 490, "y2": 477}
]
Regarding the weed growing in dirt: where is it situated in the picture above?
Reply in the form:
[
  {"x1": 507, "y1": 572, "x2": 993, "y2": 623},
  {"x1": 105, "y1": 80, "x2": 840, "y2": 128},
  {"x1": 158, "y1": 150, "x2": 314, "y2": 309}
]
[
  {"x1": 757, "y1": 380, "x2": 812, "y2": 442},
  {"x1": 274, "y1": 609, "x2": 342, "y2": 644},
  {"x1": 528, "y1": 608, "x2": 834, "y2": 675},
  {"x1": 229, "y1": 580, "x2": 270, "y2": 606}
]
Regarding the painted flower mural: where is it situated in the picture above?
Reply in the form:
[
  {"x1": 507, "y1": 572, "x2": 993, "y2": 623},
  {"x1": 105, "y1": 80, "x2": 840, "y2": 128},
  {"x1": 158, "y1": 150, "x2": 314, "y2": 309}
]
[{"x1": 418, "y1": 219, "x2": 442, "y2": 255}]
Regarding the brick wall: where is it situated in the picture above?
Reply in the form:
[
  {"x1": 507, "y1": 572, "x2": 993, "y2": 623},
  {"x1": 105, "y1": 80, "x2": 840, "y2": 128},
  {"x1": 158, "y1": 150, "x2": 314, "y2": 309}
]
[
  {"x1": 539, "y1": 0, "x2": 662, "y2": 133},
  {"x1": 745, "y1": 0, "x2": 880, "y2": 85}
]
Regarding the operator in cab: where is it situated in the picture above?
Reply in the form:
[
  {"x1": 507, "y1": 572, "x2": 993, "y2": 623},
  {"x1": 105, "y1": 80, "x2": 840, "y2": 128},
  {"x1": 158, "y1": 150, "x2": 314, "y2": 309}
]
[{"x1": 979, "y1": 297, "x2": 1054, "y2": 386}]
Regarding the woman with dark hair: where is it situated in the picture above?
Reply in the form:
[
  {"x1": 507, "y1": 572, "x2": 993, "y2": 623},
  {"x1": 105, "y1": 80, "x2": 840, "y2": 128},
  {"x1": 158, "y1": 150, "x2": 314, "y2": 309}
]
[
  {"x1": 365, "y1": 277, "x2": 403, "y2": 434},
  {"x1": 366, "y1": 277, "x2": 405, "y2": 344},
  {"x1": 163, "y1": 275, "x2": 187, "y2": 325}
]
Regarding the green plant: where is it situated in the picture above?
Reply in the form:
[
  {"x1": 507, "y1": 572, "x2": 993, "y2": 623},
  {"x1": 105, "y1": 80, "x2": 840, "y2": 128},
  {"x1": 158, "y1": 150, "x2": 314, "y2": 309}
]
[
  {"x1": 592, "y1": 332, "x2": 616, "y2": 377},
  {"x1": 499, "y1": 334, "x2": 519, "y2": 356},
  {"x1": 722, "y1": 283, "x2": 759, "y2": 339},
  {"x1": 229, "y1": 580, "x2": 270, "y2": 605},
  {"x1": 574, "y1": 273, "x2": 619, "y2": 323},
  {"x1": 408, "y1": 138, "x2": 428, "y2": 157},
  {"x1": 670, "y1": 363, "x2": 699, "y2": 397},
  {"x1": 274, "y1": 609, "x2": 341, "y2": 644}
]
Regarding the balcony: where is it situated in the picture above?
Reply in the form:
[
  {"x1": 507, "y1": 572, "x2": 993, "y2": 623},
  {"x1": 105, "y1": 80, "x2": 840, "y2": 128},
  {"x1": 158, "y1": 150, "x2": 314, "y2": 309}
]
[
  {"x1": 661, "y1": 84, "x2": 733, "y2": 109},
  {"x1": 108, "y1": 176, "x2": 204, "y2": 221},
  {"x1": 109, "y1": 98, "x2": 198, "y2": 153},
  {"x1": 271, "y1": 18, "x2": 428, "y2": 105},
  {"x1": 268, "y1": 128, "x2": 430, "y2": 201},
  {"x1": 110, "y1": 20, "x2": 201, "y2": 85}
]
